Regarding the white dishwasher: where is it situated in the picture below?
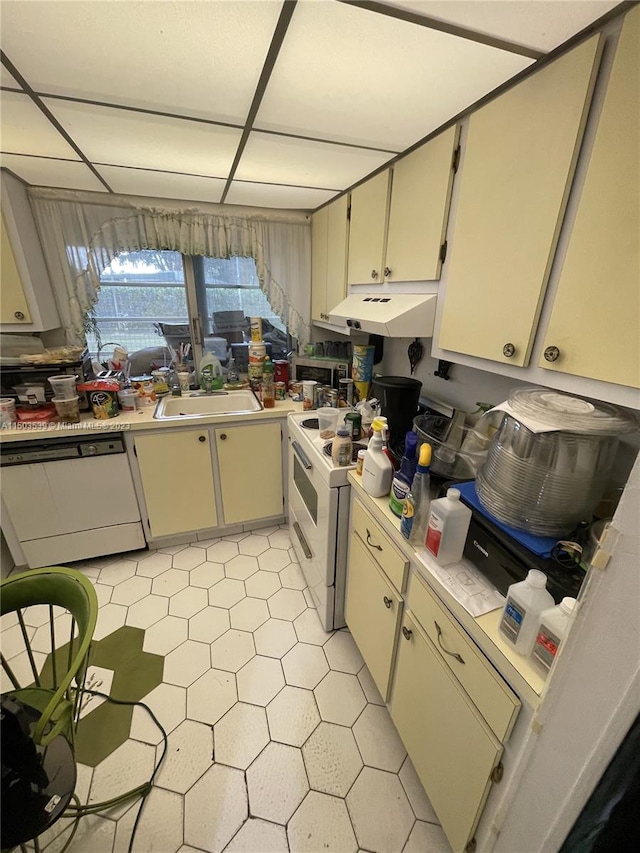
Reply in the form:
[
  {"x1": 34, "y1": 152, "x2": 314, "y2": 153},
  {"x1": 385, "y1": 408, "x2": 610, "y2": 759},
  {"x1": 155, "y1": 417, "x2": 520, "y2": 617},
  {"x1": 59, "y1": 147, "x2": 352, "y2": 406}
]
[{"x1": 1, "y1": 433, "x2": 145, "y2": 568}]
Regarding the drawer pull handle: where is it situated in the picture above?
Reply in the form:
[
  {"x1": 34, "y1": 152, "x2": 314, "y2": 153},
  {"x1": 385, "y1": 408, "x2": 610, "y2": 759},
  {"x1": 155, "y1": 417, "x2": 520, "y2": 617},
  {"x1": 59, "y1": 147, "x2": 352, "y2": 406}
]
[
  {"x1": 293, "y1": 522, "x2": 312, "y2": 560},
  {"x1": 402, "y1": 626, "x2": 412, "y2": 640},
  {"x1": 435, "y1": 621, "x2": 465, "y2": 664},
  {"x1": 383, "y1": 596, "x2": 392, "y2": 609},
  {"x1": 366, "y1": 529, "x2": 382, "y2": 551}
]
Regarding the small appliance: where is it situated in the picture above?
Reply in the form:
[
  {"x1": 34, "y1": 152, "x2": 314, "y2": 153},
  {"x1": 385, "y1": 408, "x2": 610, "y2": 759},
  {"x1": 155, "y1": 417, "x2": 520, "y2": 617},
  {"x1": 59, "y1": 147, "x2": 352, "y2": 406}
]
[{"x1": 292, "y1": 356, "x2": 351, "y2": 390}]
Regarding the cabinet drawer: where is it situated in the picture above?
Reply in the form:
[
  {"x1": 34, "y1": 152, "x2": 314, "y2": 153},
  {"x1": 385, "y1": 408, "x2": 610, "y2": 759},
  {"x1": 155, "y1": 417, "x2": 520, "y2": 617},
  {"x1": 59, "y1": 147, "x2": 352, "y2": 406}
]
[
  {"x1": 345, "y1": 533, "x2": 403, "y2": 701},
  {"x1": 409, "y1": 572, "x2": 520, "y2": 742},
  {"x1": 352, "y1": 499, "x2": 409, "y2": 593}
]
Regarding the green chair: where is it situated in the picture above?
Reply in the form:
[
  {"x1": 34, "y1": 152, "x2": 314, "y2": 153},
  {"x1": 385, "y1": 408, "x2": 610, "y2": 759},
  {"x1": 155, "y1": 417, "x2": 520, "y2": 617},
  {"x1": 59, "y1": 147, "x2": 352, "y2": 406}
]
[{"x1": 0, "y1": 566, "x2": 98, "y2": 747}]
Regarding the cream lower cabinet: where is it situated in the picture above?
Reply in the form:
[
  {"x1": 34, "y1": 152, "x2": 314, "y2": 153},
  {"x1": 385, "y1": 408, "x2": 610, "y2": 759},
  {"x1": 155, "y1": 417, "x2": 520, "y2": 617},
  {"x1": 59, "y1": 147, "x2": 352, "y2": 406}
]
[
  {"x1": 135, "y1": 429, "x2": 217, "y2": 538},
  {"x1": 215, "y1": 423, "x2": 283, "y2": 525},
  {"x1": 390, "y1": 610, "x2": 503, "y2": 853},
  {"x1": 345, "y1": 533, "x2": 403, "y2": 701}
]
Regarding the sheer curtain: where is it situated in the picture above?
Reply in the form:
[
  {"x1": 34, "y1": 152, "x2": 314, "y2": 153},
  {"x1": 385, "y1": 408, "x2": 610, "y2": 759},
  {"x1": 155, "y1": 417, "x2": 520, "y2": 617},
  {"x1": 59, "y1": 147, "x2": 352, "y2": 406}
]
[{"x1": 28, "y1": 188, "x2": 311, "y2": 346}]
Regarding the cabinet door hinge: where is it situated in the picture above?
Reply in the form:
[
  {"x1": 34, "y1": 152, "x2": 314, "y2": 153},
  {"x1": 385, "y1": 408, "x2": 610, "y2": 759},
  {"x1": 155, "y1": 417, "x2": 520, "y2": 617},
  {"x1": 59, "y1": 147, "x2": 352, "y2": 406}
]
[
  {"x1": 133, "y1": 445, "x2": 137, "y2": 457},
  {"x1": 439, "y1": 241, "x2": 448, "y2": 264},
  {"x1": 452, "y1": 144, "x2": 461, "y2": 173},
  {"x1": 347, "y1": 202, "x2": 351, "y2": 221},
  {"x1": 490, "y1": 762, "x2": 504, "y2": 784}
]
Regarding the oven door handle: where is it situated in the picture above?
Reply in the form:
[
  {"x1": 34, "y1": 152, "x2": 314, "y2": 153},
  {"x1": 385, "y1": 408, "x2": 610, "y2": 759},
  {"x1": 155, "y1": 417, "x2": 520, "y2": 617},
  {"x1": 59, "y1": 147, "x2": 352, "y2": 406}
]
[
  {"x1": 293, "y1": 522, "x2": 313, "y2": 560},
  {"x1": 292, "y1": 441, "x2": 312, "y2": 470}
]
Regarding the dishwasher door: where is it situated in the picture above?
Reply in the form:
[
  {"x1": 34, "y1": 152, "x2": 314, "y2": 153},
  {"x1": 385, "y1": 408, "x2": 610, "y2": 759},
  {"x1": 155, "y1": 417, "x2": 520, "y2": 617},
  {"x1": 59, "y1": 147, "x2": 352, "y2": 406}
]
[{"x1": 1, "y1": 439, "x2": 144, "y2": 567}]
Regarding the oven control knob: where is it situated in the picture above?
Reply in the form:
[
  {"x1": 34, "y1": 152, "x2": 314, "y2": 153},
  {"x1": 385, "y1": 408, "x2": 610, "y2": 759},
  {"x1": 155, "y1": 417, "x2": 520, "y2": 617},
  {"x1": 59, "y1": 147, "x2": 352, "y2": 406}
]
[
  {"x1": 84, "y1": 444, "x2": 99, "y2": 456},
  {"x1": 347, "y1": 319, "x2": 353, "y2": 327},
  {"x1": 353, "y1": 320, "x2": 361, "y2": 330}
]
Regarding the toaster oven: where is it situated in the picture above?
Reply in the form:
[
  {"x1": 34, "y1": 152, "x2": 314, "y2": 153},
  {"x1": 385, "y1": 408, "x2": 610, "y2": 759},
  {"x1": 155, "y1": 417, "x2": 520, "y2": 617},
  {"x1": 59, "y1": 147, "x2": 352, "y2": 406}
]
[{"x1": 292, "y1": 356, "x2": 351, "y2": 389}]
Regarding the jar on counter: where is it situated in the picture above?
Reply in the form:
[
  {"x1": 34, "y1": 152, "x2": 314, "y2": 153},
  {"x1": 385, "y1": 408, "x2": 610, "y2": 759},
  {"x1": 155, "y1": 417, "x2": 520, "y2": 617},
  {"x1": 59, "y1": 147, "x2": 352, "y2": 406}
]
[
  {"x1": 152, "y1": 368, "x2": 171, "y2": 397},
  {"x1": 332, "y1": 426, "x2": 353, "y2": 467}
]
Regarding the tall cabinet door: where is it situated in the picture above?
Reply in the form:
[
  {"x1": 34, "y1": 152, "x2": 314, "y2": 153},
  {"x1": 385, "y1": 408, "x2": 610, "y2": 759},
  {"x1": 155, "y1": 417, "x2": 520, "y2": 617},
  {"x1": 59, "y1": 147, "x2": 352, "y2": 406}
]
[
  {"x1": 390, "y1": 611, "x2": 502, "y2": 853},
  {"x1": 1, "y1": 213, "x2": 32, "y2": 324},
  {"x1": 539, "y1": 7, "x2": 640, "y2": 388},
  {"x1": 215, "y1": 423, "x2": 283, "y2": 524},
  {"x1": 135, "y1": 430, "x2": 217, "y2": 537},
  {"x1": 438, "y1": 36, "x2": 602, "y2": 367},
  {"x1": 385, "y1": 125, "x2": 460, "y2": 283},
  {"x1": 325, "y1": 195, "x2": 350, "y2": 315},
  {"x1": 347, "y1": 170, "x2": 390, "y2": 286},
  {"x1": 311, "y1": 206, "x2": 329, "y2": 323}
]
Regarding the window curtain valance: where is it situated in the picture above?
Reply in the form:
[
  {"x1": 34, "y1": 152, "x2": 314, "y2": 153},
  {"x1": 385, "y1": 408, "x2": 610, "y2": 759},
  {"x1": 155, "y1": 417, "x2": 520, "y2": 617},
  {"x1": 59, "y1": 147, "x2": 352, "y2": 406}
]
[{"x1": 28, "y1": 189, "x2": 312, "y2": 346}]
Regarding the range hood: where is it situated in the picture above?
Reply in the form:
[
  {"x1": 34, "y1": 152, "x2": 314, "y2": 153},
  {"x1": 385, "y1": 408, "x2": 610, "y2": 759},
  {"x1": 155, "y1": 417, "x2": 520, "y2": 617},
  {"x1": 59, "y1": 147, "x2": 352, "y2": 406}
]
[{"x1": 328, "y1": 293, "x2": 437, "y2": 337}]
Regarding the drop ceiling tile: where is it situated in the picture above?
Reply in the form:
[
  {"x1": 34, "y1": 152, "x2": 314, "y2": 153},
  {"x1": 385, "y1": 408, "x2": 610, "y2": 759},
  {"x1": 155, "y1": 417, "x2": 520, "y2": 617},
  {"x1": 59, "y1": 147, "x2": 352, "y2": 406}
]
[
  {"x1": 0, "y1": 91, "x2": 79, "y2": 158},
  {"x1": 224, "y1": 181, "x2": 336, "y2": 210},
  {"x1": 97, "y1": 165, "x2": 226, "y2": 204},
  {"x1": 0, "y1": 154, "x2": 101, "y2": 195},
  {"x1": 382, "y1": 1, "x2": 619, "y2": 52},
  {"x1": 1, "y1": 0, "x2": 282, "y2": 123},
  {"x1": 1, "y1": 65, "x2": 21, "y2": 88},
  {"x1": 256, "y1": 0, "x2": 532, "y2": 150},
  {"x1": 237, "y1": 131, "x2": 391, "y2": 190},
  {"x1": 43, "y1": 99, "x2": 242, "y2": 177}
]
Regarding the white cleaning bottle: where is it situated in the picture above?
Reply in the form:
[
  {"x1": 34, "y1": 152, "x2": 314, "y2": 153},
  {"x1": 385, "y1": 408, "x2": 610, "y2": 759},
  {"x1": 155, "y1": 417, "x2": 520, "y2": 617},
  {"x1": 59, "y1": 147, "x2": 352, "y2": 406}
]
[
  {"x1": 362, "y1": 418, "x2": 394, "y2": 498},
  {"x1": 531, "y1": 597, "x2": 577, "y2": 676},
  {"x1": 425, "y1": 488, "x2": 471, "y2": 565},
  {"x1": 499, "y1": 570, "x2": 555, "y2": 655}
]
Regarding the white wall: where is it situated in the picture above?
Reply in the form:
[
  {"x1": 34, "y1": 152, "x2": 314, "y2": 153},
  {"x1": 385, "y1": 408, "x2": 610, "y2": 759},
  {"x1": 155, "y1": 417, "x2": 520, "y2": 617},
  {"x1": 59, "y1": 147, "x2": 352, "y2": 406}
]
[{"x1": 493, "y1": 452, "x2": 640, "y2": 852}]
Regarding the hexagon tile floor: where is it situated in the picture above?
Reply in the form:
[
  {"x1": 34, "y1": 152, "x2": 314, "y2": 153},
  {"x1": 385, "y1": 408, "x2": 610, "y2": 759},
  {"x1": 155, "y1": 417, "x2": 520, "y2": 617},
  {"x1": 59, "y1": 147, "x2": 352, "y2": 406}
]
[{"x1": 1, "y1": 525, "x2": 452, "y2": 853}]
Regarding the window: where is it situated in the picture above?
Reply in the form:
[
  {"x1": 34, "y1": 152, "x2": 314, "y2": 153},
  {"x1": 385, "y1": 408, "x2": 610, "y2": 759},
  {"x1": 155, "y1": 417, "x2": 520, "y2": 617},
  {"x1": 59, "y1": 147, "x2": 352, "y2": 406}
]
[{"x1": 86, "y1": 250, "x2": 288, "y2": 361}]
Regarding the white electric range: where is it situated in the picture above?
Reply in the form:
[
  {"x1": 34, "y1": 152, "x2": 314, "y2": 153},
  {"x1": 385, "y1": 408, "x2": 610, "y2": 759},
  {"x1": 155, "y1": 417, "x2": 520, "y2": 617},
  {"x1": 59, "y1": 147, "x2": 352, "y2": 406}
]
[{"x1": 287, "y1": 411, "x2": 367, "y2": 631}]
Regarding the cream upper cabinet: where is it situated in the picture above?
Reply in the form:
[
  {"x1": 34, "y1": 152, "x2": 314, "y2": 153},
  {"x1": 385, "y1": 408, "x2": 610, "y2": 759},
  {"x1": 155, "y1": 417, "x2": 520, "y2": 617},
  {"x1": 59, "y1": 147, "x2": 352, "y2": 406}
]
[
  {"x1": 438, "y1": 36, "x2": 602, "y2": 367},
  {"x1": 215, "y1": 422, "x2": 283, "y2": 525},
  {"x1": 347, "y1": 170, "x2": 391, "y2": 286},
  {"x1": 311, "y1": 195, "x2": 349, "y2": 322},
  {"x1": 0, "y1": 172, "x2": 60, "y2": 332},
  {"x1": 135, "y1": 429, "x2": 217, "y2": 538},
  {"x1": 385, "y1": 125, "x2": 460, "y2": 283},
  {"x1": 539, "y1": 8, "x2": 640, "y2": 388},
  {"x1": 1, "y1": 213, "x2": 32, "y2": 324}
]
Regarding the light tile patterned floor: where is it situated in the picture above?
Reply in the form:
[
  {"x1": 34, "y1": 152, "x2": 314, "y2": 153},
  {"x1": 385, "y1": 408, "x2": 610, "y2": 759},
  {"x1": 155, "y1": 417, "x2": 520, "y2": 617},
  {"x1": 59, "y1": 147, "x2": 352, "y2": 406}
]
[{"x1": 1, "y1": 525, "x2": 452, "y2": 853}]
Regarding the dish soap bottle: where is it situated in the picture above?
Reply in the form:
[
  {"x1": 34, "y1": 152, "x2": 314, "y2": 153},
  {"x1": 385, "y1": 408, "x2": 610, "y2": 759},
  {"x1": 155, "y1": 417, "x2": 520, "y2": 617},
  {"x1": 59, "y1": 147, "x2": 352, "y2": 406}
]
[
  {"x1": 262, "y1": 358, "x2": 275, "y2": 408},
  {"x1": 199, "y1": 352, "x2": 223, "y2": 391},
  {"x1": 401, "y1": 443, "x2": 432, "y2": 543},
  {"x1": 389, "y1": 432, "x2": 418, "y2": 517},
  {"x1": 425, "y1": 488, "x2": 472, "y2": 565},
  {"x1": 362, "y1": 418, "x2": 394, "y2": 498},
  {"x1": 499, "y1": 570, "x2": 555, "y2": 655}
]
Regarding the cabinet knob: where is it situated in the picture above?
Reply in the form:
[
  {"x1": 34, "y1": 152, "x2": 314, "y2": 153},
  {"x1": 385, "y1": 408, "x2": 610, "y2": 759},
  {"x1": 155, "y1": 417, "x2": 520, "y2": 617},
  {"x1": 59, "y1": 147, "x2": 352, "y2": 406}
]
[
  {"x1": 199, "y1": 435, "x2": 207, "y2": 442},
  {"x1": 383, "y1": 596, "x2": 392, "y2": 609},
  {"x1": 371, "y1": 269, "x2": 378, "y2": 280},
  {"x1": 544, "y1": 345, "x2": 560, "y2": 362},
  {"x1": 383, "y1": 266, "x2": 391, "y2": 278},
  {"x1": 219, "y1": 433, "x2": 227, "y2": 441},
  {"x1": 14, "y1": 311, "x2": 25, "y2": 320},
  {"x1": 502, "y1": 343, "x2": 516, "y2": 358},
  {"x1": 402, "y1": 626, "x2": 412, "y2": 641}
]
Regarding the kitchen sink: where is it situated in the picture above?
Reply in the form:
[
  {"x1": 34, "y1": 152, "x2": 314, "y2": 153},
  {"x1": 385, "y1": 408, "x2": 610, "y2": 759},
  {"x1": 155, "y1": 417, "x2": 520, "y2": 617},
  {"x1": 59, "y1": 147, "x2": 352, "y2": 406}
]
[{"x1": 154, "y1": 389, "x2": 263, "y2": 419}]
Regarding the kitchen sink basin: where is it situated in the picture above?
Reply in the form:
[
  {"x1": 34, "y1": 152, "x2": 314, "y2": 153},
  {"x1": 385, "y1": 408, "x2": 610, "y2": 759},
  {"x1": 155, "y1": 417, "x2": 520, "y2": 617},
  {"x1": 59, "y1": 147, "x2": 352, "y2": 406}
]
[{"x1": 154, "y1": 390, "x2": 262, "y2": 419}]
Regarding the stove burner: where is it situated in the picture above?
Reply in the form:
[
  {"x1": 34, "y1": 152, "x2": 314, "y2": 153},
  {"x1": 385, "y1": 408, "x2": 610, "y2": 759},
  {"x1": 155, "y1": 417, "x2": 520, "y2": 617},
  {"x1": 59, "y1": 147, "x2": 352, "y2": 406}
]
[
  {"x1": 323, "y1": 442, "x2": 368, "y2": 463},
  {"x1": 301, "y1": 418, "x2": 319, "y2": 430}
]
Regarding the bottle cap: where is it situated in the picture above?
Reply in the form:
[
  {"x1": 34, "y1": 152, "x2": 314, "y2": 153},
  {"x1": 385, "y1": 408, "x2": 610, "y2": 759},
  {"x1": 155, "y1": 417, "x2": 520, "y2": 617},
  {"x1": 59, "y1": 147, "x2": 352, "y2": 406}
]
[
  {"x1": 371, "y1": 418, "x2": 386, "y2": 431},
  {"x1": 446, "y1": 488, "x2": 461, "y2": 501},
  {"x1": 560, "y1": 597, "x2": 577, "y2": 615},
  {"x1": 337, "y1": 426, "x2": 350, "y2": 436},
  {"x1": 263, "y1": 358, "x2": 274, "y2": 373},
  {"x1": 527, "y1": 569, "x2": 548, "y2": 589},
  {"x1": 418, "y1": 443, "x2": 432, "y2": 467},
  {"x1": 357, "y1": 449, "x2": 366, "y2": 459}
]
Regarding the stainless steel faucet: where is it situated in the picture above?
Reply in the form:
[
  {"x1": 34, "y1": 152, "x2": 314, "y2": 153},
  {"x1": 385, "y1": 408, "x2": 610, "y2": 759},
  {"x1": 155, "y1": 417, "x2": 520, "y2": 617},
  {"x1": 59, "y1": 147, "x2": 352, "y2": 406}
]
[{"x1": 202, "y1": 375, "x2": 214, "y2": 394}]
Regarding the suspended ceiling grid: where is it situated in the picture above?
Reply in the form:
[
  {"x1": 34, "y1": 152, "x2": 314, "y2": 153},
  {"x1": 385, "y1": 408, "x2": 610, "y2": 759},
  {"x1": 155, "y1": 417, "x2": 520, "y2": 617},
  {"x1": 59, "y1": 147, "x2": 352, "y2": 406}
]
[{"x1": 0, "y1": 0, "x2": 623, "y2": 210}]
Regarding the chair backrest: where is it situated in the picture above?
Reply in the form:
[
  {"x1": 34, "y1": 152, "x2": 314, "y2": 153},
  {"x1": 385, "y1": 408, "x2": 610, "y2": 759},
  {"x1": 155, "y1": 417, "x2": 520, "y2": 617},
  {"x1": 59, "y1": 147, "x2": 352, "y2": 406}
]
[{"x1": 1, "y1": 567, "x2": 98, "y2": 745}]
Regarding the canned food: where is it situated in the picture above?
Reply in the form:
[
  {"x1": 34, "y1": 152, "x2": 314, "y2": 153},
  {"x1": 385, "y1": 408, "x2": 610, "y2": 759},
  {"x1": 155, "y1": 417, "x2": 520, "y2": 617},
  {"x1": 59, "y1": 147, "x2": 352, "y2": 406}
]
[
  {"x1": 344, "y1": 411, "x2": 362, "y2": 440},
  {"x1": 302, "y1": 380, "x2": 318, "y2": 410},
  {"x1": 275, "y1": 381, "x2": 286, "y2": 400},
  {"x1": 339, "y1": 378, "x2": 354, "y2": 408},
  {"x1": 324, "y1": 388, "x2": 339, "y2": 408},
  {"x1": 289, "y1": 381, "x2": 302, "y2": 400}
]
